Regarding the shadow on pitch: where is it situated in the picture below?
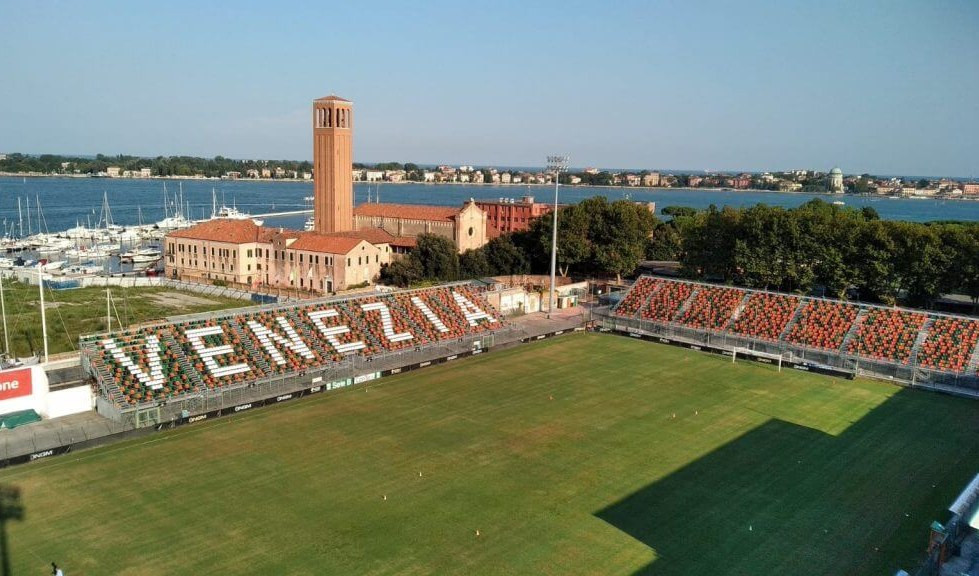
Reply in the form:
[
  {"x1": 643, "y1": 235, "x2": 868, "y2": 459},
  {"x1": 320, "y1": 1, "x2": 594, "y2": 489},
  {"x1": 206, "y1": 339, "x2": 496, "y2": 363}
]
[
  {"x1": 595, "y1": 388, "x2": 979, "y2": 575},
  {"x1": 0, "y1": 483, "x2": 24, "y2": 576}
]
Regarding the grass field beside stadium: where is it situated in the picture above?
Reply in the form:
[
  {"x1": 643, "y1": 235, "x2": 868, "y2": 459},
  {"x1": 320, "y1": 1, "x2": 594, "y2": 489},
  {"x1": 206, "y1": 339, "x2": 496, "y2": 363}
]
[
  {"x1": 3, "y1": 333, "x2": 979, "y2": 575},
  {"x1": 0, "y1": 281, "x2": 248, "y2": 356}
]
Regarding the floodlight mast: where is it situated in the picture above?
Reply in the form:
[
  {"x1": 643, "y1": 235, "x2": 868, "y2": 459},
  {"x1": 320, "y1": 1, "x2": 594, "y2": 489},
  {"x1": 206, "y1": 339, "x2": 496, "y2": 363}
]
[{"x1": 546, "y1": 155, "x2": 569, "y2": 319}]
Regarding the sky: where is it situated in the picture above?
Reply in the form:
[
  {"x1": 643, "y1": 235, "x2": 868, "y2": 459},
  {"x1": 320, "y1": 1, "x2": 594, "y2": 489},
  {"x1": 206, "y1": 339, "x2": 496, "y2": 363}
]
[{"x1": 0, "y1": 0, "x2": 976, "y2": 177}]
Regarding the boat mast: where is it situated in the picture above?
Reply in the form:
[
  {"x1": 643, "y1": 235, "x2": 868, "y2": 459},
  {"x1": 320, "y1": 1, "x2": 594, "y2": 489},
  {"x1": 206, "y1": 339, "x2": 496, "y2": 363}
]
[
  {"x1": 26, "y1": 196, "x2": 31, "y2": 236},
  {"x1": 38, "y1": 265, "x2": 48, "y2": 364},
  {"x1": 17, "y1": 197, "x2": 22, "y2": 237},
  {"x1": 0, "y1": 272, "x2": 8, "y2": 356}
]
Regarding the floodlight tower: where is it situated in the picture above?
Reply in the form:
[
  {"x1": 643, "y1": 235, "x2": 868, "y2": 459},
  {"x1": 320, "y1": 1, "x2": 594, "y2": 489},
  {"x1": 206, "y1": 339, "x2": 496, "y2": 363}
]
[{"x1": 546, "y1": 155, "x2": 569, "y2": 319}]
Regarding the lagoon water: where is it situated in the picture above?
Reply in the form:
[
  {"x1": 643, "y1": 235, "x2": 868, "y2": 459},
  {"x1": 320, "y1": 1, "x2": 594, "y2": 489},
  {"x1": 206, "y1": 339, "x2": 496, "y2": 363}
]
[{"x1": 1, "y1": 176, "x2": 977, "y2": 235}]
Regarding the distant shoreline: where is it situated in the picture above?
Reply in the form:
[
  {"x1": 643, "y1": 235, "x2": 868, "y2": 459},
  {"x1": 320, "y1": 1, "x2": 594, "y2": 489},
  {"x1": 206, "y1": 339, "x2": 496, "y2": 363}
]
[{"x1": 2, "y1": 172, "x2": 974, "y2": 202}]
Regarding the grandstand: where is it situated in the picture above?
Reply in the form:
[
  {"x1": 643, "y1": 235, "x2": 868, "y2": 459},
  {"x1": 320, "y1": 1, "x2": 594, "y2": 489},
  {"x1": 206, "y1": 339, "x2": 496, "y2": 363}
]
[
  {"x1": 605, "y1": 276, "x2": 979, "y2": 390},
  {"x1": 80, "y1": 283, "x2": 508, "y2": 424}
]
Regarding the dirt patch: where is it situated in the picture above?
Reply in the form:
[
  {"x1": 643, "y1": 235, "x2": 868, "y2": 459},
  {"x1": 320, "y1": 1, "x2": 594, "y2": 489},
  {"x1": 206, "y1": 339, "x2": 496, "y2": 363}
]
[{"x1": 145, "y1": 291, "x2": 221, "y2": 310}]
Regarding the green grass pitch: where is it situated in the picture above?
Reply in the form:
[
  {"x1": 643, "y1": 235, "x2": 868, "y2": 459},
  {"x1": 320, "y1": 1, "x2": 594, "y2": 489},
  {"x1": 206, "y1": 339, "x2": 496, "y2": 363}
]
[{"x1": 3, "y1": 333, "x2": 979, "y2": 575}]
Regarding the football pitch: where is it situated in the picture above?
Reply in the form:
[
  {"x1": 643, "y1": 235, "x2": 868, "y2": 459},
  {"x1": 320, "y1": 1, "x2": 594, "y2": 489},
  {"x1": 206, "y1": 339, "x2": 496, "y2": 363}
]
[{"x1": 3, "y1": 332, "x2": 979, "y2": 575}]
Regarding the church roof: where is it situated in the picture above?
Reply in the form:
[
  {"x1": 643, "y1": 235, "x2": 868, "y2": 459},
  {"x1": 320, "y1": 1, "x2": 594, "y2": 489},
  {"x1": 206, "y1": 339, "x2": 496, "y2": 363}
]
[{"x1": 354, "y1": 202, "x2": 461, "y2": 222}]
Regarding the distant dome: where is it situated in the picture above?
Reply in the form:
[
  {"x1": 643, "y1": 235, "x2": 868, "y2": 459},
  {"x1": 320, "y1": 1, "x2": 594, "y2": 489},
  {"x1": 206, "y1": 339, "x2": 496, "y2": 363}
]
[{"x1": 830, "y1": 167, "x2": 843, "y2": 175}]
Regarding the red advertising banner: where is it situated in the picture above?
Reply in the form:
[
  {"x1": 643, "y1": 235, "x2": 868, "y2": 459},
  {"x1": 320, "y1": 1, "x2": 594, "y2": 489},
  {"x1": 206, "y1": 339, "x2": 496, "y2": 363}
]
[{"x1": 0, "y1": 367, "x2": 32, "y2": 401}]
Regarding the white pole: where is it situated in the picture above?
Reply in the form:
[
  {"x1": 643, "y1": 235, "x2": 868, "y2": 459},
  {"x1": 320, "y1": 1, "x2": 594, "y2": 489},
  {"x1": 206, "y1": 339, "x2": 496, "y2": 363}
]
[
  {"x1": 0, "y1": 272, "x2": 8, "y2": 355},
  {"x1": 17, "y1": 197, "x2": 22, "y2": 237},
  {"x1": 107, "y1": 287, "x2": 111, "y2": 332},
  {"x1": 26, "y1": 196, "x2": 31, "y2": 236},
  {"x1": 546, "y1": 156, "x2": 568, "y2": 320},
  {"x1": 38, "y1": 265, "x2": 48, "y2": 363}
]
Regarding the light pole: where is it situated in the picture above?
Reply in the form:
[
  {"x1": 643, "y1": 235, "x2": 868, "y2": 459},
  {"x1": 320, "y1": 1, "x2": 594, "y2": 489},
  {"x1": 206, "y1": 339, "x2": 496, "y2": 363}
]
[{"x1": 546, "y1": 155, "x2": 569, "y2": 319}]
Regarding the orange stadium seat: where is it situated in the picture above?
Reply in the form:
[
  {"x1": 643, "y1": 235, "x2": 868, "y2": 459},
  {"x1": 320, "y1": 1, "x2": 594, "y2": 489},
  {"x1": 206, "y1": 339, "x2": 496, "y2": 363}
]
[
  {"x1": 846, "y1": 308, "x2": 928, "y2": 365},
  {"x1": 917, "y1": 317, "x2": 979, "y2": 373},
  {"x1": 784, "y1": 299, "x2": 859, "y2": 351},
  {"x1": 730, "y1": 293, "x2": 800, "y2": 341},
  {"x1": 676, "y1": 285, "x2": 745, "y2": 330}
]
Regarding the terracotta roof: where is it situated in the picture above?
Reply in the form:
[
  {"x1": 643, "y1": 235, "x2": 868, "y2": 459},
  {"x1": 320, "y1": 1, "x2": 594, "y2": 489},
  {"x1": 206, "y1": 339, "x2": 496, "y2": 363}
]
[
  {"x1": 315, "y1": 94, "x2": 350, "y2": 102},
  {"x1": 330, "y1": 228, "x2": 397, "y2": 245},
  {"x1": 167, "y1": 219, "x2": 264, "y2": 244},
  {"x1": 390, "y1": 236, "x2": 417, "y2": 248},
  {"x1": 288, "y1": 233, "x2": 364, "y2": 255},
  {"x1": 354, "y1": 203, "x2": 460, "y2": 222},
  {"x1": 261, "y1": 227, "x2": 300, "y2": 243}
]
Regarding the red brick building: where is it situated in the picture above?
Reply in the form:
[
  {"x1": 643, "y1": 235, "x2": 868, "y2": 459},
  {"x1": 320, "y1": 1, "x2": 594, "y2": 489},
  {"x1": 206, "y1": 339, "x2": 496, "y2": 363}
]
[{"x1": 474, "y1": 196, "x2": 554, "y2": 234}]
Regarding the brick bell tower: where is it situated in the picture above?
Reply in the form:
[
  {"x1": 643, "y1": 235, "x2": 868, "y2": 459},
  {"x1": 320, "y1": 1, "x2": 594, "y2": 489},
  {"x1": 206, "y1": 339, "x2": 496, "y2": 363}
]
[{"x1": 312, "y1": 95, "x2": 353, "y2": 233}]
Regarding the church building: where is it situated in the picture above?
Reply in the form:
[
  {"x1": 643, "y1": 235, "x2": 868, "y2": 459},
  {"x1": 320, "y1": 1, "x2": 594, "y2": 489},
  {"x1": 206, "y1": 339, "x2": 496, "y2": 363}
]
[{"x1": 165, "y1": 94, "x2": 490, "y2": 293}]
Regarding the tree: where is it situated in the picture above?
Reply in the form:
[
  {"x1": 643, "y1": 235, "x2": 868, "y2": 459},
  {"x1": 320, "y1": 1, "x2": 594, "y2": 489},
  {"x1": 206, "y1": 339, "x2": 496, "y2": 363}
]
[
  {"x1": 460, "y1": 249, "x2": 491, "y2": 279},
  {"x1": 483, "y1": 235, "x2": 530, "y2": 276},
  {"x1": 646, "y1": 222, "x2": 683, "y2": 261},
  {"x1": 378, "y1": 258, "x2": 423, "y2": 287},
  {"x1": 661, "y1": 206, "x2": 697, "y2": 219},
  {"x1": 413, "y1": 234, "x2": 459, "y2": 281},
  {"x1": 589, "y1": 199, "x2": 656, "y2": 281}
]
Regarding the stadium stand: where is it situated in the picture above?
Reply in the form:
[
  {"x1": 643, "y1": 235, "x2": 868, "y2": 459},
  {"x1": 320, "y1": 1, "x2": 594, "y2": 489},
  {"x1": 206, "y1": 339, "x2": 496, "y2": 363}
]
[
  {"x1": 82, "y1": 284, "x2": 506, "y2": 409},
  {"x1": 676, "y1": 285, "x2": 746, "y2": 330},
  {"x1": 914, "y1": 317, "x2": 979, "y2": 373},
  {"x1": 639, "y1": 278, "x2": 693, "y2": 322},
  {"x1": 614, "y1": 276, "x2": 658, "y2": 317},
  {"x1": 608, "y1": 276, "x2": 979, "y2": 382},
  {"x1": 784, "y1": 299, "x2": 860, "y2": 351},
  {"x1": 846, "y1": 308, "x2": 928, "y2": 365},
  {"x1": 730, "y1": 292, "x2": 801, "y2": 341}
]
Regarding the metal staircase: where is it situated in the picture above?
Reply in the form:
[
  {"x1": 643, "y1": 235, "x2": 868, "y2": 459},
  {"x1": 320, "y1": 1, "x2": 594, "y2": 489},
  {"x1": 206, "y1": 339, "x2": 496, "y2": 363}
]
[
  {"x1": 839, "y1": 308, "x2": 868, "y2": 353},
  {"x1": 227, "y1": 320, "x2": 273, "y2": 376},
  {"x1": 670, "y1": 286, "x2": 700, "y2": 323},
  {"x1": 161, "y1": 332, "x2": 206, "y2": 393},
  {"x1": 723, "y1": 291, "x2": 754, "y2": 331},
  {"x1": 965, "y1": 335, "x2": 979, "y2": 375},
  {"x1": 777, "y1": 297, "x2": 808, "y2": 342}
]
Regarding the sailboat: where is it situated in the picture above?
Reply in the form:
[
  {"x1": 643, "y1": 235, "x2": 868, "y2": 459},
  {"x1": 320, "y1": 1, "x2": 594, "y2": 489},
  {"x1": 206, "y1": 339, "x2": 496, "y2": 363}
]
[
  {"x1": 210, "y1": 188, "x2": 264, "y2": 225},
  {"x1": 155, "y1": 182, "x2": 194, "y2": 230}
]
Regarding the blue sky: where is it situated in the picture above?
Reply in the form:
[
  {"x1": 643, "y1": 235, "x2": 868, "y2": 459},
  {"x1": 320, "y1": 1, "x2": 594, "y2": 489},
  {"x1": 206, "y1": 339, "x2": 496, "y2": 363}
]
[{"x1": 0, "y1": 0, "x2": 976, "y2": 176}]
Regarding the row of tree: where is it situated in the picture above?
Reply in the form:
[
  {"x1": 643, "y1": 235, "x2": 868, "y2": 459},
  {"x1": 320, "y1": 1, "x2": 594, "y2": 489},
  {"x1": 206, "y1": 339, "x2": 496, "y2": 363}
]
[
  {"x1": 658, "y1": 200, "x2": 979, "y2": 308},
  {"x1": 0, "y1": 153, "x2": 312, "y2": 178}
]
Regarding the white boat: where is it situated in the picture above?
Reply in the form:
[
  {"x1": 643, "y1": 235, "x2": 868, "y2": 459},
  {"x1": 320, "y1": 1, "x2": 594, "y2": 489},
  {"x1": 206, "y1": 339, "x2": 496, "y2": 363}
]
[
  {"x1": 303, "y1": 196, "x2": 315, "y2": 231},
  {"x1": 0, "y1": 257, "x2": 13, "y2": 269},
  {"x1": 120, "y1": 247, "x2": 161, "y2": 262},
  {"x1": 832, "y1": 200, "x2": 845, "y2": 206},
  {"x1": 210, "y1": 188, "x2": 264, "y2": 226},
  {"x1": 61, "y1": 262, "x2": 104, "y2": 275},
  {"x1": 156, "y1": 182, "x2": 195, "y2": 230},
  {"x1": 35, "y1": 237, "x2": 73, "y2": 254},
  {"x1": 40, "y1": 260, "x2": 66, "y2": 271}
]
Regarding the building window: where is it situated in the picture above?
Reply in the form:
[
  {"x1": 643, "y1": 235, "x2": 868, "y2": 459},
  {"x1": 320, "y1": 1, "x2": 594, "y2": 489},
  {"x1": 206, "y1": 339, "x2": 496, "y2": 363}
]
[
  {"x1": 300, "y1": 254, "x2": 304, "y2": 263},
  {"x1": 347, "y1": 258, "x2": 351, "y2": 266},
  {"x1": 289, "y1": 253, "x2": 294, "y2": 262},
  {"x1": 247, "y1": 249, "x2": 252, "y2": 258}
]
